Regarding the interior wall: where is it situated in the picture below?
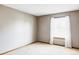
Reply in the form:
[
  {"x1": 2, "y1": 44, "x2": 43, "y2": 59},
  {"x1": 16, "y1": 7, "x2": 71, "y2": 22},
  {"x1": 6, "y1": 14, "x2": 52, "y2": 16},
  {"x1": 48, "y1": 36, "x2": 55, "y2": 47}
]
[
  {"x1": 0, "y1": 5, "x2": 37, "y2": 54},
  {"x1": 37, "y1": 16, "x2": 51, "y2": 43},
  {"x1": 37, "y1": 11, "x2": 79, "y2": 48},
  {"x1": 70, "y1": 11, "x2": 79, "y2": 48}
]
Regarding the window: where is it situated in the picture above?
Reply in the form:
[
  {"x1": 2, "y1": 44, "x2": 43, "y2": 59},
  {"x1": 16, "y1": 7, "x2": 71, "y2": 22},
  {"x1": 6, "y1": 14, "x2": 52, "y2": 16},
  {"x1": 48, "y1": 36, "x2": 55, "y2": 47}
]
[
  {"x1": 50, "y1": 16, "x2": 72, "y2": 48},
  {"x1": 52, "y1": 17, "x2": 66, "y2": 38}
]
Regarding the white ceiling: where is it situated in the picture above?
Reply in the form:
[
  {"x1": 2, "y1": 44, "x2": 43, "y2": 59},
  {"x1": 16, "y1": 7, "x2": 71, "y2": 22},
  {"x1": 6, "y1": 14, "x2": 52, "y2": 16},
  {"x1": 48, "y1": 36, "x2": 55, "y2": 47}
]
[{"x1": 3, "y1": 4, "x2": 79, "y2": 16}]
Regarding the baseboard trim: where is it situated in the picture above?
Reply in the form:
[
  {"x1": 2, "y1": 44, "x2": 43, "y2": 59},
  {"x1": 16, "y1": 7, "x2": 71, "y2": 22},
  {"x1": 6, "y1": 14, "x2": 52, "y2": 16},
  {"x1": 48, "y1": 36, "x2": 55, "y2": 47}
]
[
  {"x1": 37, "y1": 41, "x2": 49, "y2": 44},
  {"x1": 72, "y1": 47, "x2": 79, "y2": 49},
  {"x1": 0, "y1": 41, "x2": 37, "y2": 55}
]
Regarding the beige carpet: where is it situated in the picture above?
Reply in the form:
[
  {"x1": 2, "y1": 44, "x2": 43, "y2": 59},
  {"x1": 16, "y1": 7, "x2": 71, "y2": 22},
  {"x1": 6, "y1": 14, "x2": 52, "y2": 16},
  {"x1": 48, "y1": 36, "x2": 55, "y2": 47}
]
[{"x1": 4, "y1": 42, "x2": 79, "y2": 55}]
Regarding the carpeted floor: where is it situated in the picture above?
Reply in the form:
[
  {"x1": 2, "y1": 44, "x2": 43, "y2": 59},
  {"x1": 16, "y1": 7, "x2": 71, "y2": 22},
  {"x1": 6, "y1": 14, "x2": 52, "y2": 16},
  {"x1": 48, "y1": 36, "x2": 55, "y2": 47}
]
[{"x1": 4, "y1": 42, "x2": 79, "y2": 55}]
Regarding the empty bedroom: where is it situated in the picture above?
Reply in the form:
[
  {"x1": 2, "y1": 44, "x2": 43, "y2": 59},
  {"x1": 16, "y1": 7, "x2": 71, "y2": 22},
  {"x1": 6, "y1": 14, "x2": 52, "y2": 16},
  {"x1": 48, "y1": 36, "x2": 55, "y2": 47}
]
[{"x1": 0, "y1": 4, "x2": 79, "y2": 55}]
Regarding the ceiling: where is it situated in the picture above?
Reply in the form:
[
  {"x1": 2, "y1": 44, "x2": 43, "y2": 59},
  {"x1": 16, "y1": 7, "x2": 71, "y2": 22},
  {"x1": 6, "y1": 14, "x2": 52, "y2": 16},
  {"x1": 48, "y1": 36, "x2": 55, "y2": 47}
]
[{"x1": 3, "y1": 4, "x2": 79, "y2": 16}]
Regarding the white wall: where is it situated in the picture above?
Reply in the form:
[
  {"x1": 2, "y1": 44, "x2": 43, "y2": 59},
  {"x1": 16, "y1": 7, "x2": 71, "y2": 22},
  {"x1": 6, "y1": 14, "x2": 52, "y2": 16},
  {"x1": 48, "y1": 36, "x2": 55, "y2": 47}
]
[{"x1": 0, "y1": 5, "x2": 37, "y2": 54}]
